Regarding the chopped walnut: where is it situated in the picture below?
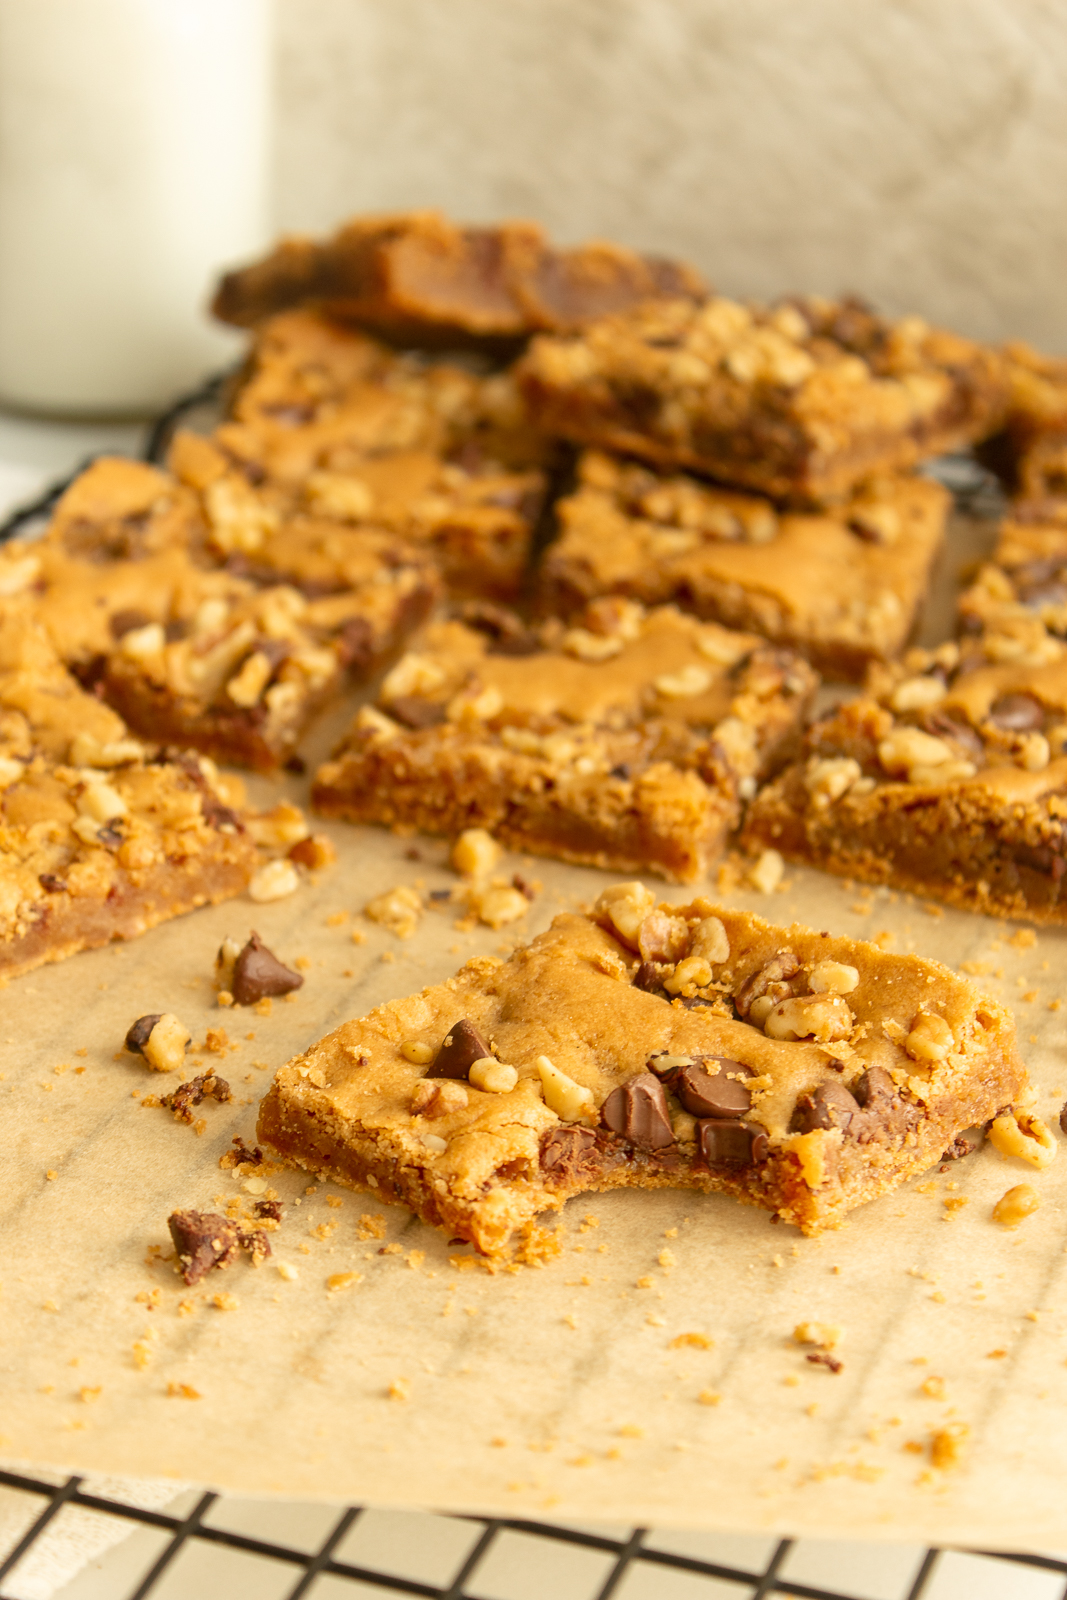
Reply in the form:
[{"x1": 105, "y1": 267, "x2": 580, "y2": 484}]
[
  {"x1": 365, "y1": 885, "x2": 423, "y2": 937},
  {"x1": 536, "y1": 1055, "x2": 595, "y2": 1122},
  {"x1": 125, "y1": 1013, "x2": 190, "y2": 1073}
]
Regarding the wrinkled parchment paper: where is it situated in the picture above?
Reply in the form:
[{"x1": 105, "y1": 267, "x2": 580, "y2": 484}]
[{"x1": 8, "y1": 503, "x2": 1067, "y2": 1551}]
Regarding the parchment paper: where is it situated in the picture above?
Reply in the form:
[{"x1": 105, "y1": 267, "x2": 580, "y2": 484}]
[{"x1": 9, "y1": 500, "x2": 1067, "y2": 1552}]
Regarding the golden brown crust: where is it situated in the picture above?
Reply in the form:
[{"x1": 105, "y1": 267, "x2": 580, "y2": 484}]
[
  {"x1": 257, "y1": 896, "x2": 1026, "y2": 1253},
  {"x1": 211, "y1": 210, "x2": 707, "y2": 346}
]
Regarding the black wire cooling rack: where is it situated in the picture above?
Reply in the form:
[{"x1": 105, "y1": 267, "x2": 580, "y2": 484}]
[{"x1": 3, "y1": 1466, "x2": 1067, "y2": 1600}]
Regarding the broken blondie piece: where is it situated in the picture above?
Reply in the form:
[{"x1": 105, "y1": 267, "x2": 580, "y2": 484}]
[
  {"x1": 539, "y1": 451, "x2": 949, "y2": 679},
  {"x1": 256, "y1": 886, "x2": 1026, "y2": 1252},
  {"x1": 519, "y1": 295, "x2": 1006, "y2": 503},
  {"x1": 211, "y1": 210, "x2": 706, "y2": 346},
  {"x1": 0, "y1": 455, "x2": 439, "y2": 769},
  {"x1": 0, "y1": 604, "x2": 258, "y2": 978},
  {"x1": 312, "y1": 602, "x2": 817, "y2": 882},
  {"x1": 742, "y1": 634, "x2": 1067, "y2": 921}
]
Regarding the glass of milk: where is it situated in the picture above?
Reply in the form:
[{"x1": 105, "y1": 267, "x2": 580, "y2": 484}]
[{"x1": 0, "y1": 0, "x2": 272, "y2": 418}]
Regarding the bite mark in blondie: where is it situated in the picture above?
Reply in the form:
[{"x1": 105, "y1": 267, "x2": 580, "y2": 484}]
[{"x1": 256, "y1": 888, "x2": 1028, "y2": 1254}]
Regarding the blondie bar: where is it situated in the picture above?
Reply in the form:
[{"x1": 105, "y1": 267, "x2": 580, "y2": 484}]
[
  {"x1": 539, "y1": 451, "x2": 949, "y2": 678},
  {"x1": 312, "y1": 602, "x2": 816, "y2": 882},
  {"x1": 980, "y1": 341, "x2": 1067, "y2": 499},
  {"x1": 742, "y1": 632, "x2": 1067, "y2": 920},
  {"x1": 519, "y1": 296, "x2": 1006, "y2": 503},
  {"x1": 212, "y1": 210, "x2": 706, "y2": 346},
  {"x1": 0, "y1": 603, "x2": 257, "y2": 979},
  {"x1": 257, "y1": 885, "x2": 1027, "y2": 1253}
]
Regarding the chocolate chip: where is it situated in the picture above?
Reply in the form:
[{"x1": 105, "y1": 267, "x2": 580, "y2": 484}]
[
  {"x1": 96, "y1": 825, "x2": 123, "y2": 849},
  {"x1": 512, "y1": 873, "x2": 537, "y2": 901},
  {"x1": 941, "y1": 1133, "x2": 977, "y2": 1161},
  {"x1": 675, "y1": 1059, "x2": 752, "y2": 1119},
  {"x1": 125, "y1": 1013, "x2": 162, "y2": 1055},
  {"x1": 540, "y1": 1126, "x2": 597, "y2": 1175},
  {"x1": 1060, "y1": 1099, "x2": 1067, "y2": 1138},
  {"x1": 336, "y1": 616, "x2": 375, "y2": 671},
  {"x1": 610, "y1": 764, "x2": 631, "y2": 780},
  {"x1": 38, "y1": 873, "x2": 66, "y2": 893},
  {"x1": 851, "y1": 1065, "x2": 920, "y2": 1140},
  {"x1": 167, "y1": 1208, "x2": 270, "y2": 1286},
  {"x1": 988, "y1": 693, "x2": 1045, "y2": 732},
  {"x1": 428, "y1": 1018, "x2": 492, "y2": 1080},
  {"x1": 600, "y1": 1071, "x2": 675, "y2": 1150},
  {"x1": 231, "y1": 932, "x2": 304, "y2": 1006},
  {"x1": 222, "y1": 1135, "x2": 264, "y2": 1170},
  {"x1": 284, "y1": 755, "x2": 307, "y2": 775},
  {"x1": 698, "y1": 1119, "x2": 769, "y2": 1167},
  {"x1": 791, "y1": 1081, "x2": 861, "y2": 1134},
  {"x1": 108, "y1": 607, "x2": 153, "y2": 640},
  {"x1": 918, "y1": 710, "x2": 985, "y2": 765},
  {"x1": 632, "y1": 961, "x2": 667, "y2": 996},
  {"x1": 387, "y1": 695, "x2": 447, "y2": 729},
  {"x1": 734, "y1": 950, "x2": 799, "y2": 1018},
  {"x1": 458, "y1": 600, "x2": 540, "y2": 656}
]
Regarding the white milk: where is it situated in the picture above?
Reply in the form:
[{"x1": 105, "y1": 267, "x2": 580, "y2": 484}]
[{"x1": 0, "y1": 0, "x2": 272, "y2": 417}]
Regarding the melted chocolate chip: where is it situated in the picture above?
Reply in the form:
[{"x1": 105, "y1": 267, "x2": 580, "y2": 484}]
[
  {"x1": 610, "y1": 764, "x2": 631, "y2": 780},
  {"x1": 108, "y1": 607, "x2": 153, "y2": 640},
  {"x1": 167, "y1": 1208, "x2": 270, "y2": 1286},
  {"x1": 988, "y1": 693, "x2": 1045, "y2": 732},
  {"x1": 600, "y1": 1071, "x2": 675, "y2": 1150},
  {"x1": 698, "y1": 1119, "x2": 768, "y2": 1167},
  {"x1": 387, "y1": 695, "x2": 447, "y2": 729},
  {"x1": 918, "y1": 710, "x2": 985, "y2": 764},
  {"x1": 125, "y1": 1014, "x2": 162, "y2": 1055},
  {"x1": 231, "y1": 933, "x2": 304, "y2": 1006},
  {"x1": 632, "y1": 961, "x2": 668, "y2": 996},
  {"x1": 791, "y1": 1081, "x2": 861, "y2": 1134},
  {"x1": 851, "y1": 1065, "x2": 920, "y2": 1141},
  {"x1": 540, "y1": 1126, "x2": 597, "y2": 1175},
  {"x1": 428, "y1": 1018, "x2": 492, "y2": 1080},
  {"x1": 675, "y1": 1059, "x2": 752, "y2": 1119},
  {"x1": 38, "y1": 873, "x2": 66, "y2": 893},
  {"x1": 336, "y1": 616, "x2": 375, "y2": 671}
]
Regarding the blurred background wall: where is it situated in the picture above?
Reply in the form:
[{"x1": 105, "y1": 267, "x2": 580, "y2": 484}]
[{"x1": 274, "y1": 0, "x2": 1067, "y2": 349}]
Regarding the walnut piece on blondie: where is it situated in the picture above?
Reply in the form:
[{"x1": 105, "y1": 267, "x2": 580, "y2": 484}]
[
  {"x1": 256, "y1": 886, "x2": 1027, "y2": 1254},
  {"x1": 0, "y1": 603, "x2": 258, "y2": 979},
  {"x1": 311, "y1": 602, "x2": 817, "y2": 882},
  {"x1": 211, "y1": 210, "x2": 706, "y2": 346},
  {"x1": 519, "y1": 295, "x2": 1007, "y2": 503},
  {"x1": 742, "y1": 627, "x2": 1067, "y2": 920},
  {"x1": 539, "y1": 451, "x2": 949, "y2": 679}
]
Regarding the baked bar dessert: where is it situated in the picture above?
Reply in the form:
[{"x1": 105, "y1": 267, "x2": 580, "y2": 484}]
[
  {"x1": 742, "y1": 632, "x2": 1067, "y2": 921},
  {"x1": 256, "y1": 886, "x2": 1027, "y2": 1253},
  {"x1": 0, "y1": 456, "x2": 439, "y2": 769},
  {"x1": 0, "y1": 603, "x2": 257, "y2": 979},
  {"x1": 539, "y1": 450, "x2": 949, "y2": 679},
  {"x1": 212, "y1": 210, "x2": 706, "y2": 347},
  {"x1": 519, "y1": 295, "x2": 1007, "y2": 503},
  {"x1": 312, "y1": 602, "x2": 817, "y2": 882},
  {"x1": 979, "y1": 340, "x2": 1067, "y2": 499},
  {"x1": 958, "y1": 505, "x2": 1067, "y2": 652}
]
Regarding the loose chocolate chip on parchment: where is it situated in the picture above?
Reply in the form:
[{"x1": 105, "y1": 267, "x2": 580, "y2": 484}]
[
  {"x1": 601, "y1": 1072, "x2": 675, "y2": 1150},
  {"x1": 125, "y1": 1014, "x2": 163, "y2": 1055},
  {"x1": 167, "y1": 1209, "x2": 270, "y2": 1287},
  {"x1": 675, "y1": 1059, "x2": 752, "y2": 1119},
  {"x1": 231, "y1": 932, "x2": 304, "y2": 1006},
  {"x1": 699, "y1": 1118, "x2": 768, "y2": 1168},
  {"x1": 428, "y1": 1018, "x2": 492, "y2": 1080}
]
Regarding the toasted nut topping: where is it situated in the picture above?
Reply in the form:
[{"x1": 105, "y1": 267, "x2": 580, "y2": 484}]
[
  {"x1": 381, "y1": 652, "x2": 447, "y2": 701},
  {"x1": 364, "y1": 885, "x2": 422, "y2": 937},
  {"x1": 763, "y1": 995, "x2": 853, "y2": 1043},
  {"x1": 637, "y1": 910, "x2": 689, "y2": 963},
  {"x1": 470, "y1": 884, "x2": 529, "y2": 928},
  {"x1": 0, "y1": 757, "x2": 22, "y2": 787},
  {"x1": 452, "y1": 828, "x2": 501, "y2": 879},
  {"x1": 249, "y1": 860, "x2": 301, "y2": 903},
  {"x1": 688, "y1": 916, "x2": 729, "y2": 964},
  {"x1": 804, "y1": 756, "x2": 862, "y2": 806},
  {"x1": 400, "y1": 1040, "x2": 434, "y2": 1065},
  {"x1": 288, "y1": 833, "x2": 337, "y2": 870},
  {"x1": 305, "y1": 470, "x2": 374, "y2": 520},
  {"x1": 248, "y1": 801, "x2": 310, "y2": 849},
  {"x1": 69, "y1": 733, "x2": 144, "y2": 767},
  {"x1": 447, "y1": 683, "x2": 504, "y2": 722},
  {"x1": 663, "y1": 956, "x2": 713, "y2": 996},
  {"x1": 227, "y1": 650, "x2": 273, "y2": 708},
  {"x1": 411, "y1": 1079, "x2": 468, "y2": 1118},
  {"x1": 793, "y1": 1321, "x2": 842, "y2": 1350},
  {"x1": 808, "y1": 961, "x2": 859, "y2": 995},
  {"x1": 1016, "y1": 732, "x2": 1051, "y2": 772},
  {"x1": 355, "y1": 705, "x2": 402, "y2": 744},
  {"x1": 747, "y1": 995, "x2": 776, "y2": 1026},
  {"x1": 595, "y1": 882, "x2": 656, "y2": 948},
  {"x1": 749, "y1": 849, "x2": 784, "y2": 894},
  {"x1": 988, "y1": 1111, "x2": 1057, "y2": 1169},
  {"x1": 992, "y1": 1183, "x2": 1040, "y2": 1228},
  {"x1": 904, "y1": 1012, "x2": 954, "y2": 1062},
  {"x1": 120, "y1": 622, "x2": 165, "y2": 660},
  {"x1": 696, "y1": 631, "x2": 747, "y2": 665},
  {"x1": 536, "y1": 1055, "x2": 595, "y2": 1122},
  {"x1": 469, "y1": 1057, "x2": 519, "y2": 1094},
  {"x1": 562, "y1": 627, "x2": 623, "y2": 662},
  {"x1": 877, "y1": 727, "x2": 955, "y2": 778},
  {"x1": 890, "y1": 676, "x2": 946, "y2": 713},
  {"x1": 77, "y1": 782, "x2": 127, "y2": 823},
  {"x1": 654, "y1": 664, "x2": 712, "y2": 699},
  {"x1": 133, "y1": 1013, "x2": 190, "y2": 1073}
]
